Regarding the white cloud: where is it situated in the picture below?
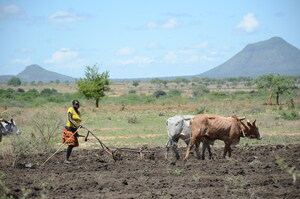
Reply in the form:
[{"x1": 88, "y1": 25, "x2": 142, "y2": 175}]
[
  {"x1": 2, "y1": 5, "x2": 20, "y2": 14},
  {"x1": 236, "y1": 13, "x2": 260, "y2": 33},
  {"x1": 210, "y1": 51, "x2": 219, "y2": 55},
  {"x1": 48, "y1": 10, "x2": 86, "y2": 24},
  {"x1": 184, "y1": 56, "x2": 199, "y2": 64},
  {"x1": 193, "y1": 42, "x2": 208, "y2": 49},
  {"x1": 162, "y1": 18, "x2": 180, "y2": 29},
  {"x1": 199, "y1": 55, "x2": 216, "y2": 61},
  {"x1": 19, "y1": 48, "x2": 33, "y2": 53},
  {"x1": 178, "y1": 49, "x2": 195, "y2": 55},
  {"x1": 146, "y1": 18, "x2": 180, "y2": 29},
  {"x1": 147, "y1": 22, "x2": 158, "y2": 29},
  {"x1": 147, "y1": 42, "x2": 162, "y2": 49},
  {"x1": 163, "y1": 51, "x2": 177, "y2": 64},
  {"x1": 0, "y1": 4, "x2": 24, "y2": 20},
  {"x1": 10, "y1": 58, "x2": 31, "y2": 65},
  {"x1": 116, "y1": 47, "x2": 135, "y2": 56},
  {"x1": 45, "y1": 48, "x2": 79, "y2": 64},
  {"x1": 113, "y1": 56, "x2": 155, "y2": 65}
]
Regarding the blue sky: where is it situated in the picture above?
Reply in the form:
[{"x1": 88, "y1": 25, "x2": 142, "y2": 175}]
[{"x1": 0, "y1": 0, "x2": 299, "y2": 79}]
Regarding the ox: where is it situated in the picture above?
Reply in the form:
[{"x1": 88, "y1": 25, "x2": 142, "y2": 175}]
[
  {"x1": 184, "y1": 114, "x2": 262, "y2": 160},
  {"x1": 0, "y1": 118, "x2": 21, "y2": 142},
  {"x1": 166, "y1": 115, "x2": 212, "y2": 160}
]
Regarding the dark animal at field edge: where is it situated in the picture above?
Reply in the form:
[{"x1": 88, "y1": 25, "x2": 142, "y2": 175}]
[{"x1": 0, "y1": 118, "x2": 21, "y2": 142}]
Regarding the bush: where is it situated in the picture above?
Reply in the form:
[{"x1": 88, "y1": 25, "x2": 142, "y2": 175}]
[
  {"x1": 153, "y1": 90, "x2": 167, "y2": 98},
  {"x1": 128, "y1": 90, "x2": 136, "y2": 94},
  {"x1": 192, "y1": 85, "x2": 210, "y2": 97},
  {"x1": 168, "y1": 89, "x2": 182, "y2": 97},
  {"x1": 279, "y1": 110, "x2": 300, "y2": 120},
  {"x1": 127, "y1": 115, "x2": 139, "y2": 124},
  {"x1": 10, "y1": 134, "x2": 34, "y2": 167},
  {"x1": 17, "y1": 88, "x2": 25, "y2": 93},
  {"x1": 7, "y1": 77, "x2": 21, "y2": 86},
  {"x1": 40, "y1": 88, "x2": 58, "y2": 97}
]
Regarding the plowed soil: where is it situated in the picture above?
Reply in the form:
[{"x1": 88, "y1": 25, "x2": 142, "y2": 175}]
[{"x1": 1, "y1": 144, "x2": 300, "y2": 199}]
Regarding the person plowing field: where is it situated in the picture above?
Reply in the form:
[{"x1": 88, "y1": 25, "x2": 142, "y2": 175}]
[{"x1": 62, "y1": 100, "x2": 85, "y2": 164}]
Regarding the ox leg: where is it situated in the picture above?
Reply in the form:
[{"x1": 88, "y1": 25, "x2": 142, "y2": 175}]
[
  {"x1": 207, "y1": 144, "x2": 213, "y2": 159},
  {"x1": 195, "y1": 142, "x2": 201, "y2": 160},
  {"x1": 172, "y1": 144, "x2": 180, "y2": 160},
  {"x1": 165, "y1": 140, "x2": 171, "y2": 160},
  {"x1": 223, "y1": 143, "x2": 230, "y2": 158},
  {"x1": 184, "y1": 140, "x2": 194, "y2": 161},
  {"x1": 228, "y1": 146, "x2": 232, "y2": 158},
  {"x1": 201, "y1": 142, "x2": 206, "y2": 160},
  {"x1": 0, "y1": 134, "x2": 2, "y2": 142},
  {"x1": 201, "y1": 141, "x2": 212, "y2": 160}
]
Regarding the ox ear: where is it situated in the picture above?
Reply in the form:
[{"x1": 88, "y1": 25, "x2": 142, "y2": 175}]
[
  {"x1": 238, "y1": 117, "x2": 246, "y2": 121},
  {"x1": 11, "y1": 118, "x2": 14, "y2": 123},
  {"x1": 247, "y1": 121, "x2": 252, "y2": 126}
]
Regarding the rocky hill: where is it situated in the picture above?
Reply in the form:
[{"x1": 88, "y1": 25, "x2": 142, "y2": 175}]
[
  {"x1": 197, "y1": 37, "x2": 300, "y2": 78},
  {"x1": 15, "y1": 64, "x2": 75, "y2": 82}
]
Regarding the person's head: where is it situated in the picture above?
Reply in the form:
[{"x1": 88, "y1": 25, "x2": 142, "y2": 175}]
[{"x1": 72, "y1": 100, "x2": 80, "y2": 110}]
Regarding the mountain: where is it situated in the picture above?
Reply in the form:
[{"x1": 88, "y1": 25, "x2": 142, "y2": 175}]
[
  {"x1": 197, "y1": 37, "x2": 300, "y2": 78},
  {"x1": 0, "y1": 75, "x2": 15, "y2": 83},
  {"x1": 16, "y1": 64, "x2": 76, "y2": 82}
]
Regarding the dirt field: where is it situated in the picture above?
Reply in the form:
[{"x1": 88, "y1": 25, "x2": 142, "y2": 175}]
[{"x1": 1, "y1": 144, "x2": 300, "y2": 199}]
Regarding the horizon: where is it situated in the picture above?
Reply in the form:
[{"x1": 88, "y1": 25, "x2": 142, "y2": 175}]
[{"x1": 1, "y1": 0, "x2": 299, "y2": 79}]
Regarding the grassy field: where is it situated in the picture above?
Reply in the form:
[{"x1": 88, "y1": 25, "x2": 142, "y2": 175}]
[{"x1": 0, "y1": 81, "x2": 299, "y2": 160}]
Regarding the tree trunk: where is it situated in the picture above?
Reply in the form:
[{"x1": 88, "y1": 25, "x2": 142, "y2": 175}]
[
  {"x1": 268, "y1": 93, "x2": 273, "y2": 105},
  {"x1": 96, "y1": 99, "x2": 99, "y2": 108},
  {"x1": 276, "y1": 92, "x2": 280, "y2": 105}
]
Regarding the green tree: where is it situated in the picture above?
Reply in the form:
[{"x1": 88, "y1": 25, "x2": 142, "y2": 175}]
[
  {"x1": 150, "y1": 78, "x2": 167, "y2": 88},
  {"x1": 132, "y1": 80, "x2": 140, "y2": 87},
  {"x1": 77, "y1": 64, "x2": 111, "y2": 107},
  {"x1": 255, "y1": 74, "x2": 295, "y2": 105},
  {"x1": 7, "y1": 77, "x2": 21, "y2": 86},
  {"x1": 153, "y1": 90, "x2": 166, "y2": 98}
]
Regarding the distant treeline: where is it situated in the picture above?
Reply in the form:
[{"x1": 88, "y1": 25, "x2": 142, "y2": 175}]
[{"x1": 0, "y1": 88, "x2": 82, "y2": 107}]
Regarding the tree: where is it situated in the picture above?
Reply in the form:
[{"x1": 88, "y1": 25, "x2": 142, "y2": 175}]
[
  {"x1": 255, "y1": 74, "x2": 295, "y2": 105},
  {"x1": 7, "y1": 77, "x2": 21, "y2": 86},
  {"x1": 153, "y1": 90, "x2": 166, "y2": 98},
  {"x1": 77, "y1": 64, "x2": 111, "y2": 107},
  {"x1": 132, "y1": 80, "x2": 140, "y2": 87}
]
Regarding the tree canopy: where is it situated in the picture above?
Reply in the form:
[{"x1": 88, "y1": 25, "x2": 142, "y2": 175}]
[
  {"x1": 7, "y1": 77, "x2": 21, "y2": 86},
  {"x1": 77, "y1": 65, "x2": 111, "y2": 107},
  {"x1": 255, "y1": 74, "x2": 295, "y2": 105}
]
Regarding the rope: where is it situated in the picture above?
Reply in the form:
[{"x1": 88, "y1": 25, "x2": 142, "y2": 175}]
[{"x1": 41, "y1": 118, "x2": 88, "y2": 166}]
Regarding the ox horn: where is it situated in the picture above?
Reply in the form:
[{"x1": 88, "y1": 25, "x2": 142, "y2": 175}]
[{"x1": 238, "y1": 117, "x2": 246, "y2": 121}]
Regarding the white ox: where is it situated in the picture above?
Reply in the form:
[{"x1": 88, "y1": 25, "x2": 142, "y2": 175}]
[
  {"x1": 165, "y1": 115, "x2": 212, "y2": 160},
  {"x1": 0, "y1": 119, "x2": 21, "y2": 142}
]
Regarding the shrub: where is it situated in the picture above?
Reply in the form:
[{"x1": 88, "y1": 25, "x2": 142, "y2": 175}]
[
  {"x1": 128, "y1": 90, "x2": 136, "y2": 94},
  {"x1": 17, "y1": 88, "x2": 25, "y2": 93},
  {"x1": 10, "y1": 134, "x2": 34, "y2": 167},
  {"x1": 192, "y1": 85, "x2": 210, "y2": 97},
  {"x1": 7, "y1": 77, "x2": 21, "y2": 86},
  {"x1": 168, "y1": 89, "x2": 182, "y2": 97},
  {"x1": 279, "y1": 110, "x2": 300, "y2": 120},
  {"x1": 40, "y1": 88, "x2": 58, "y2": 97},
  {"x1": 31, "y1": 110, "x2": 64, "y2": 152},
  {"x1": 127, "y1": 115, "x2": 139, "y2": 124},
  {"x1": 153, "y1": 90, "x2": 166, "y2": 98}
]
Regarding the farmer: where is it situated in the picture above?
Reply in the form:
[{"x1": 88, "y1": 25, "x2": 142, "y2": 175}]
[{"x1": 62, "y1": 100, "x2": 83, "y2": 164}]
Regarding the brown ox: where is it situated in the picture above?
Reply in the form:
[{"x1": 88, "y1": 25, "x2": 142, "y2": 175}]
[{"x1": 184, "y1": 114, "x2": 262, "y2": 160}]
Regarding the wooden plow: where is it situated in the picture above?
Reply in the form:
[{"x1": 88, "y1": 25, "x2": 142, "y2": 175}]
[{"x1": 82, "y1": 127, "x2": 154, "y2": 161}]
